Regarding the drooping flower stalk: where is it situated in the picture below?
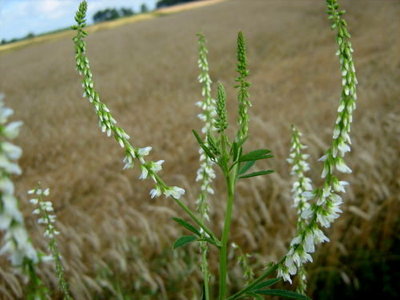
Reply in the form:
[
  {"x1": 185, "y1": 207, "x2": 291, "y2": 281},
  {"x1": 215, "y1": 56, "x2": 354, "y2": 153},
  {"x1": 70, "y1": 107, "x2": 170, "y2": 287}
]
[
  {"x1": 195, "y1": 33, "x2": 217, "y2": 300},
  {"x1": 72, "y1": 1, "x2": 218, "y2": 243},
  {"x1": 72, "y1": 1, "x2": 183, "y2": 201},
  {"x1": 28, "y1": 186, "x2": 72, "y2": 300},
  {"x1": 277, "y1": 0, "x2": 358, "y2": 284}
]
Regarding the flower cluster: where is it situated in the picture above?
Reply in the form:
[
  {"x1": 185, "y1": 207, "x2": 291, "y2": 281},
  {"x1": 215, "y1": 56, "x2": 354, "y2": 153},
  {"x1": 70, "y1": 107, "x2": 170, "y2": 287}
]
[
  {"x1": 277, "y1": 0, "x2": 358, "y2": 284},
  {"x1": 196, "y1": 33, "x2": 217, "y2": 136},
  {"x1": 195, "y1": 35, "x2": 217, "y2": 292},
  {"x1": 72, "y1": 1, "x2": 185, "y2": 201},
  {"x1": 28, "y1": 188, "x2": 59, "y2": 239},
  {"x1": 287, "y1": 126, "x2": 313, "y2": 213},
  {"x1": 0, "y1": 94, "x2": 39, "y2": 267},
  {"x1": 28, "y1": 187, "x2": 72, "y2": 299},
  {"x1": 195, "y1": 34, "x2": 217, "y2": 220},
  {"x1": 280, "y1": 126, "x2": 313, "y2": 288}
]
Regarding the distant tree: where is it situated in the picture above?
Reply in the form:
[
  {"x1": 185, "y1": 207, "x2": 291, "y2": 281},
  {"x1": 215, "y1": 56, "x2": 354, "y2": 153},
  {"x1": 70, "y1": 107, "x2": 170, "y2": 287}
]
[
  {"x1": 120, "y1": 7, "x2": 135, "y2": 17},
  {"x1": 93, "y1": 8, "x2": 120, "y2": 23},
  {"x1": 26, "y1": 32, "x2": 35, "y2": 39},
  {"x1": 140, "y1": 3, "x2": 149, "y2": 13},
  {"x1": 1, "y1": 39, "x2": 6, "y2": 45},
  {"x1": 156, "y1": 0, "x2": 198, "y2": 9}
]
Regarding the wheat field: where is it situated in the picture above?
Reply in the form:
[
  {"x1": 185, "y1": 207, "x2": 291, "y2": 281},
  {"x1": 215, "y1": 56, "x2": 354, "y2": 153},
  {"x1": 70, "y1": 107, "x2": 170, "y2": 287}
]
[{"x1": 0, "y1": 0, "x2": 399, "y2": 299}]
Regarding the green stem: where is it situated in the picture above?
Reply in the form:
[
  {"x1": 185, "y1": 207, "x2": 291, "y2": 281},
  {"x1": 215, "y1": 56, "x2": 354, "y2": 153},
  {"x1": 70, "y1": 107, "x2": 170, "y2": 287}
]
[
  {"x1": 172, "y1": 196, "x2": 220, "y2": 246},
  {"x1": 218, "y1": 164, "x2": 237, "y2": 300},
  {"x1": 201, "y1": 242, "x2": 211, "y2": 300}
]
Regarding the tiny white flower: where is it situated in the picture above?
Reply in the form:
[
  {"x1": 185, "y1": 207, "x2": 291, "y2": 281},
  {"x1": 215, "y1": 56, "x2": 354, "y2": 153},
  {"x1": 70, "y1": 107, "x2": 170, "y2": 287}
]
[
  {"x1": 338, "y1": 141, "x2": 351, "y2": 155},
  {"x1": 3, "y1": 121, "x2": 23, "y2": 139},
  {"x1": 150, "y1": 160, "x2": 164, "y2": 173},
  {"x1": 304, "y1": 232, "x2": 316, "y2": 253},
  {"x1": 277, "y1": 266, "x2": 292, "y2": 284},
  {"x1": 139, "y1": 166, "x2": 148, "y2": 180},
  {"x1": 0, "y1": 156, "x2": 22, "y2": 175},
  {"x1": 0, "y1": 177, "x2": 14, "y2": 194},
  {"x1": 0, "y1": 107, "x2": 13, "y2": 124},
  {"x1": 37, "y1": 218, "x2": 47, "y2": 224},
  {"x1": 117, "y1": 138, "x2": 125, "y2": 148},
  {"x1": 333, "y1": 126, "x2": 341, "y2": 139},
  {"x1": 149, "y1": 187, "x2": 162, "y2": 198},
  {"x1": 1, "y1": 142, "x2": 22, "y2": 160},
  {"x1": 335, "y1": 159, "x2": 352, "y2": 173},
  {"x1": 43, "y1": 188, "x2": 50, "y2": 196},
  {"x1": 138, "y1": 146, "x2": 152, "y2": 157},
  {"x1": 164, "y1": 186, "x2": 185, "y2": 199},
  {"x1": 123, "y1": 155, "x2": 133, "y2": 170},
  {"x1": 197, "y1": 113, "x2": 207, "y2": 122},
  {"x1": 29, "y1": 198, "x2": 38, "y2": 205},
  {"x1": 0, "y1": 214, "x2": 12, "y2": 230},
  {"x1": 290, "y1": 235, "x2": 302, "y2": 246}
]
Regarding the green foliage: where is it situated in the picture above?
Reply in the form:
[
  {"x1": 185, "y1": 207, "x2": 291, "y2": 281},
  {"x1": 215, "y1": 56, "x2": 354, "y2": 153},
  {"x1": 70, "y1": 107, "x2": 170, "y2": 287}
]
[
  {"x1": 235, "y1": 31, "x2": 251, "y2": 142},
  {"x1": 173, "y1": 235, "x2": 198, "y2": 249},
  {"x1": 157, "y1": 0, "x2": 197, "y2": 9},
  {"x1": 215, "y1": 83, "x2": 228, "y2": 133},
  {"x1": 93, "y1": 7, "x2": 135, "y2": 23},
  {"x1": 140, "y1": 4, "x2": 149, "y2": 14},
  {"x1": 172, "y1": 217, "x2": 201, "y2": 236},
  {"x1": 252, "y1": 289, "x2": 310, "y2": 299}
]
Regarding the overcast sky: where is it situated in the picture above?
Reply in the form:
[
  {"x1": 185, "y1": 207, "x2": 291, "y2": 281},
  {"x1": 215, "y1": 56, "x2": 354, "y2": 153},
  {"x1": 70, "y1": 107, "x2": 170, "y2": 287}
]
[{"x1": 0, "y1": 0, "x2": 158, "y2": 41}]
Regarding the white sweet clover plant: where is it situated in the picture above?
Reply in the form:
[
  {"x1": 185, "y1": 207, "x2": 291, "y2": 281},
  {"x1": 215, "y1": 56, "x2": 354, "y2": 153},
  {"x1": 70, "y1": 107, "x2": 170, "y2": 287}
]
[{"x1": 69, "y1": 0, "x2": 358, "y2": 299}]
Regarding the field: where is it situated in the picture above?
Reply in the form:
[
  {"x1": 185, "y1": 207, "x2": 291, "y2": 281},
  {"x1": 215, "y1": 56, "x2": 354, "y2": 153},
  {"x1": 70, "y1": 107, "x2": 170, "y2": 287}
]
[{"x1": 0, "y1": 0, "x2": 399, "y2": 298}]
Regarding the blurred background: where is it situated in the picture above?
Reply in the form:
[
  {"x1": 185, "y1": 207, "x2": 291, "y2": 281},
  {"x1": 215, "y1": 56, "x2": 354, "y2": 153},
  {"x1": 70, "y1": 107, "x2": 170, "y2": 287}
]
[{"x1": 0, "y1": 0, "x2": 399, "y2": 299}]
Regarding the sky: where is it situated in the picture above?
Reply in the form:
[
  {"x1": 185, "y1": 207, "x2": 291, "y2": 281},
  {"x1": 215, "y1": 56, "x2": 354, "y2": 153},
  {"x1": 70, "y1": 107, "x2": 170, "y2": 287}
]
[{"x1": 0, "y1": 0, "x2": 158, "y2": 41}]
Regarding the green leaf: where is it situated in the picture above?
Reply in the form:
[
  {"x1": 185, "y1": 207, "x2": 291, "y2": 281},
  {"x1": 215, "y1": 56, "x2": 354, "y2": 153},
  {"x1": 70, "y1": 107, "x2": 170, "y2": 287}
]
[
  {"x1": 173, "y1": 235, "x2": 197, "y2": 249},
  {"x1": 231, "y1": 141, "x2": 239, "y2": 161},
  {"x1": 239, "y1": 170, "x2": 274, "y2": 179},
  {"x1": 172, "y1": 218, "x2": 201, "y2": 236},
  {"x1": 192, "y1": 130, "x2": 215, "y2": 160},
  {"x1": 239, "y1": 149, "x2": 272, "y2": 162},
  {"x1": 207, "y1": 134, "x2": 220, "y2": 156},
  {"x1": 251, "y1": 278, "x2": 281, "y2": 290},
  {"x1": 238, "y1": 160, "x2": 256, "y2": 175},
  {"x1": 253, "y1": 289, "x2": 310, "y2": 300}
]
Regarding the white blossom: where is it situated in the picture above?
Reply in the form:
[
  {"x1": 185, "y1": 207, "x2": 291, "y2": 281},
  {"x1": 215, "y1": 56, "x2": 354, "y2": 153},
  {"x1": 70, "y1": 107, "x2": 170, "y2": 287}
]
[
  {"x1": 3, "y1": 121, "x2": 23, "y2": 139},
  {"x1": 138, "y1": 146, "x2": 152, "y2": 157},
  {"x1": 164, "y1": 186, "x2": 185, "y2": 199},
  {"x1": 149, "y1": 187, "x2": 162, "y2": 199},
  {"x1": 139, "y1": 166, "x2": 149, "y2": 180}
]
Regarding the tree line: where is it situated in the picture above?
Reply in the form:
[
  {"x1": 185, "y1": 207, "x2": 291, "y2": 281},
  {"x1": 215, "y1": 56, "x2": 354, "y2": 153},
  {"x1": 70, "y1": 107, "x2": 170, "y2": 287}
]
[
  {"x1": 92, "y1": 4, "x2": 149, "y2": 23},
  {"x1": 156, "y1": 0, "x2": 198, "y2": 8}
]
